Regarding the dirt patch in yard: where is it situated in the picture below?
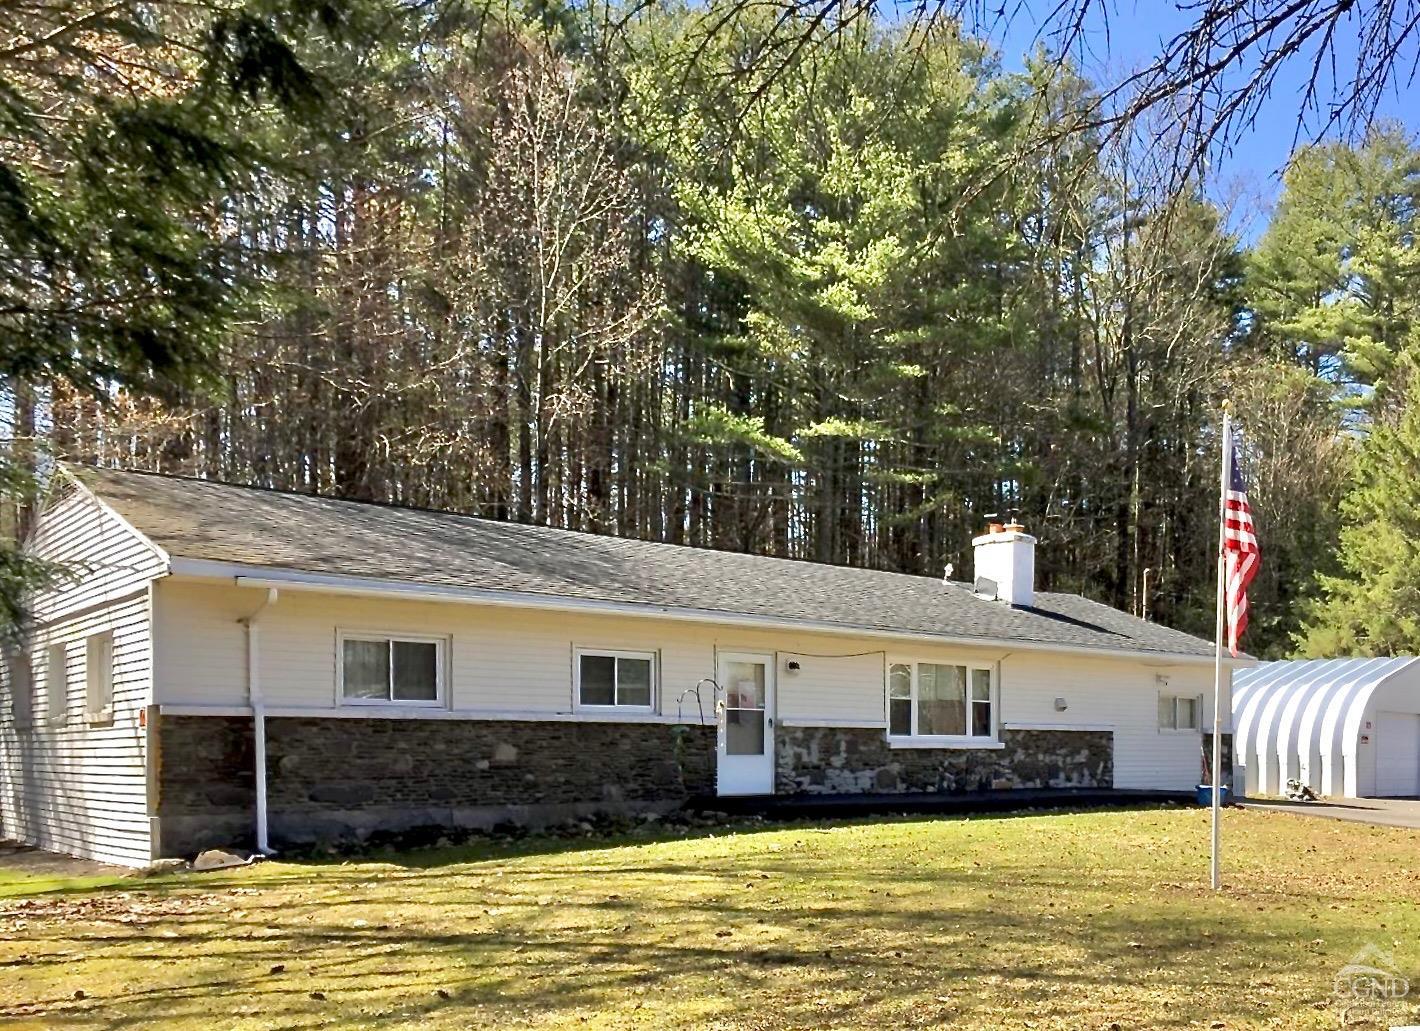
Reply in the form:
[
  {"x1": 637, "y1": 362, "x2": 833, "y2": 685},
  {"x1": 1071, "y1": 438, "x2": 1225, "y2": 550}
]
[{"x1": 0, "y1": 842, "x2": 133, "y2": 881}]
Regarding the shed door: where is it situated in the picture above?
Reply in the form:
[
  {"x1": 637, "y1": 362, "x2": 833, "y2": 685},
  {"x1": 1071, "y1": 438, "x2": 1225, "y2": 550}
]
[{"x1": 1375, "y1": 712, "x2": 1420, "y2": 797}]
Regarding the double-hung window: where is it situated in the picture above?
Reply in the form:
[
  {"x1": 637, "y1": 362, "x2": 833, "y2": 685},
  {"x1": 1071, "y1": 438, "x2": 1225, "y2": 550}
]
[
  {"x1": 340, "y1": 632, "x2": 444, "y2": 705},
  {"x1": 888, "y1": 661, "x2": 996, "y2": 743},
  {"x1": 1158, "y1": 693, "x2": 1201, "y2": 732},
  {"x1": 575, "y1": 649, "x2": 655, "y2": 712}
]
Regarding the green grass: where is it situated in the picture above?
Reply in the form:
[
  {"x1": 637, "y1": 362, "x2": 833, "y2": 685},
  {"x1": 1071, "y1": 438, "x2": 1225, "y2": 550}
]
[
  {"x1": 2, "y1": 807, "x2": 1418, "y2": 1029},
  {"x1": 0, "y1": 867, "x2": 130, "y2": 900}
]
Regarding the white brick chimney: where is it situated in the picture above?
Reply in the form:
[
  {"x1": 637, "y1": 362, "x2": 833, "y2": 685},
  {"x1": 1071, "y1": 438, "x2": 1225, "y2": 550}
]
[{"x1": 971, "y1": 518, "x2": 1036, "y2": 607}]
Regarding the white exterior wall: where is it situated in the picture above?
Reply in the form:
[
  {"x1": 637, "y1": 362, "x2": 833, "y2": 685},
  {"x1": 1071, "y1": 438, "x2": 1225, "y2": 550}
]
[
  {"x1": 155, "y1": 578, "x2": 1217, "y2": 790},
  {"x1": 1001, "y1": 653, "x2": 1215, "y2": 790},
  {"x1": 1355, "y1": 667, "x2": 1420, "y2": 797},
  {"x1": 0, "y1": 486, "x2": 165, "y2": 866}
]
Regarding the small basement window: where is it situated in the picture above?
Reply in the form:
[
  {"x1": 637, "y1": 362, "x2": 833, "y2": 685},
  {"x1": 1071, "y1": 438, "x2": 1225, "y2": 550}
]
[
  {"x1": 340, "y1": 633, "x2": 444, "y2": 705},
  {"x1": 85, "y1": 631, "x2": 114, "y2": 724},
  {"x1": 887, "y1": 661, "x2": 997, "y2": 744},
  {"x1": 575, "y1": 649, "x2": 655, "y2": 711},
  {"x1": 5, "y1": 649, "x2": 34, "y2": 731},
  {"x1": 1158, "y1": 693, "x2": 1202, "y2": 732},
  {"x1": 46, "y1": 643, "x2": 67, "y2": 725}
]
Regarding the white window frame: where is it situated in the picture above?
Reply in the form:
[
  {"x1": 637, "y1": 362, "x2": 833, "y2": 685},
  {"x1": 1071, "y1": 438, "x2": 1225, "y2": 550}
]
[
  {"x1": 6, "y1": 649, "x2": 34, "y2": 731},
  {"x1": 336, "y1": 630, "x2": 448, "y2": 708},
  {"x1": 45, "y1": 642, "x2": 67, "y2": 726},
  {"x1": 1158, "y1": 693, "x2": 1203, "y2": 733},
  {"x1": 573, "y1": 647, "x2": 658, "y2": 714},
  {"x1": 886, "y1": 659, "x2": 1001, "y2": 748},
  {"x1": 85, "y1": 631, "x2": 114, "y2": 725}
]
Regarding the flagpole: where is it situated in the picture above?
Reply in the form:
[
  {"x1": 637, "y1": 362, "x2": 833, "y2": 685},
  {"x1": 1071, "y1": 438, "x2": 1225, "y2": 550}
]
[{"x1": 1210, "y1": 405, "x2": 1231, "y2": 892}]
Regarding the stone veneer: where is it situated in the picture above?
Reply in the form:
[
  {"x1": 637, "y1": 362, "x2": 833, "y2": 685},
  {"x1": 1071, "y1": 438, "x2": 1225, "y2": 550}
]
[
  {"x1": 156, "y1": 715, "x2": 716, "y2": 857},
  {"x1": 776, "y1": 726, "x2": 1113, "y2": 794},
  {"x1": 154, "y1": 715, "x2": 1116, "y2": 857}
]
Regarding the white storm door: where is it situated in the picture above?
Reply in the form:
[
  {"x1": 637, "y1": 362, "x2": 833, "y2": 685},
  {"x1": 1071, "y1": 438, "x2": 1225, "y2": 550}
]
[
  {"x1": 1375, "y1": 711, "x2": 1420, "y2": 797},
  {"x1": 716, "y1": 652, "x2": 775, "y2": 796}
]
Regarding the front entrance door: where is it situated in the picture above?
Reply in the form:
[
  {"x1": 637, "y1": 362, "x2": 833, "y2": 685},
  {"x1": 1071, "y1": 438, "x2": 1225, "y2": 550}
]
[{"x1": 716, "y1": 652, "x2": 775, "y2": 796}]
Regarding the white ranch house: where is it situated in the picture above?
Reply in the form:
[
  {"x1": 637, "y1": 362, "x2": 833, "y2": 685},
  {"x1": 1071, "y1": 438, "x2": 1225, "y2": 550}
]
[{"x1": 1, "y1": 466, "x2": 1243, "y2": 866}]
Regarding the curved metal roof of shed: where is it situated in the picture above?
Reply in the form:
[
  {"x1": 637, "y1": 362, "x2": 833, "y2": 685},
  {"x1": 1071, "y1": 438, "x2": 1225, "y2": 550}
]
[{"x1": 1233, "y1": 657, "x2": 1420, "y2": 795}]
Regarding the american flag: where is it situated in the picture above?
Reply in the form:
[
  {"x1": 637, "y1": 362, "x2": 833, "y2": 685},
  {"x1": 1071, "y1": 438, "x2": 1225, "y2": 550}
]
[{"x1": 1224, "y1": 431, "x2": 1260, "y2": 657}]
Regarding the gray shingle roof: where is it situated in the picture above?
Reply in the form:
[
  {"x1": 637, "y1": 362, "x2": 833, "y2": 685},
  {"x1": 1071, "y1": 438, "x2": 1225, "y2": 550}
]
[{"x1": 73, "y1": 465, "x2": 1216, "y2": 660}]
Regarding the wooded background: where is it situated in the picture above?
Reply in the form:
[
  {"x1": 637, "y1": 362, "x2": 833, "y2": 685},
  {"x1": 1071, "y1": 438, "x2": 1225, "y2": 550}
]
[{"x1": 10, "y1": 2, "x2": 1420, "y2": 658}]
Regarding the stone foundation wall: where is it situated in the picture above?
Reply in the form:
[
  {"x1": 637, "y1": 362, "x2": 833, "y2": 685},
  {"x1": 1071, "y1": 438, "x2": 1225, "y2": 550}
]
[
  {"x1": 156, "y1": 715, "x2": 716, "y2": 856},
  {"x1": 776, "y1": 726, "x2": 1113, "y2": 795}
]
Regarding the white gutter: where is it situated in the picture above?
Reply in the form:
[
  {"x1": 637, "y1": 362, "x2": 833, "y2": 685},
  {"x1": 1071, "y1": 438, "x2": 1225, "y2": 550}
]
[
  {"x1": 240, "y1": 588, "x2": 279, "y2": 856},
  {"x1": 166, "y1": 557, "x2": 1250, "y2": 669}
]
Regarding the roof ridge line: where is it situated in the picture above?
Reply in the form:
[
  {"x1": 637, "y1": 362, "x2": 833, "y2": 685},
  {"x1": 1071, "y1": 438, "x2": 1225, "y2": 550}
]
[{"x1": 66, "y1": 463, "x2": 966, "y2": 583}]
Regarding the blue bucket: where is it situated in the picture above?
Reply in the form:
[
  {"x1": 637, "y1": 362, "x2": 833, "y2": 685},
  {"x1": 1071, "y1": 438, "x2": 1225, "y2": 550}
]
[{"x1": 1196, "y1": 784, "x2": 1231, "y2": 807}]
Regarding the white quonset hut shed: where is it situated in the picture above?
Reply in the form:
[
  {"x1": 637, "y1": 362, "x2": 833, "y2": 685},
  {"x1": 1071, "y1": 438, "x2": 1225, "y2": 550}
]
[{"x1": 1233, "y1": 658, "x2": 1420, "y2": 799}]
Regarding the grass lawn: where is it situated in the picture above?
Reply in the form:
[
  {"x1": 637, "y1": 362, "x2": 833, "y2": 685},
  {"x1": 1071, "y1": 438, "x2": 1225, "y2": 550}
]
[{"x1": 2, "y1": 806, "x2": 1418, "y2": 1029}]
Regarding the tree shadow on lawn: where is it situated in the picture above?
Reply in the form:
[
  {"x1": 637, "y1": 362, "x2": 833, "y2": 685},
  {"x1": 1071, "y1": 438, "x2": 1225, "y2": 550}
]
[
  {"x1": 5, "y1": 900, "x2": 1342, "y2": 1031},
  {"x1": 2, "y1": 832, "x2": 1381, "y2": 1030},
  {"x1": 294, "y1": 803, "x2": 1198, "y2": 872},
  {"x1": 30, "y1": 803, "x2": 1366, "y2": 927}
]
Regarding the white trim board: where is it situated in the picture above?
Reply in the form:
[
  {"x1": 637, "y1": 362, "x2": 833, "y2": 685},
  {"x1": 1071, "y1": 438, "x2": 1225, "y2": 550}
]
[
  {"x1": 30, "y1": 586, "x2": 151, "y2": 630},
  {"x1": 154, "y1": 705, "x2": 905, "y2": 729},
  {"x1": 156, "y1": 704, "x2": 714, "y2": 725},
  {"x1": 160, "y1": 558, "x2": 1243, "y2": 668},
  {"x1": 779, "y1": 718, "x2": 887, "y2": 729}
]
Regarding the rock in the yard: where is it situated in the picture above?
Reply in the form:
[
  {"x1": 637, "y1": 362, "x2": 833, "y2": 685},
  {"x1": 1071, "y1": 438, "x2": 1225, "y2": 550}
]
[
  {"x1": 142, "y1": 858, "x2": 188, "y2": 875},
  {"x1": 192, "y1": 848, "x2": 249, "y2": 871}
]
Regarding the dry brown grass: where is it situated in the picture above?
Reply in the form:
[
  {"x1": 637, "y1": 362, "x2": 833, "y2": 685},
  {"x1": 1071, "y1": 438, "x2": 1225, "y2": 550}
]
[{"x1": 2, "y1": 806, "x2": 1418, "y2": 1029}]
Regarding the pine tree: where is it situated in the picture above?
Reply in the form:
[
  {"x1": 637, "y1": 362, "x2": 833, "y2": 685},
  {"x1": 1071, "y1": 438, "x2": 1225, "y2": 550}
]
[
  {"x1": 1246, "y1": 126, "x2": 1420, "y2": 404},
  {"x1": 0, "y1": 0, "x2": 389, "y2": 641},
  {"x1": 1299, "y1": 352, "x2": 1420, "y2": 657}
]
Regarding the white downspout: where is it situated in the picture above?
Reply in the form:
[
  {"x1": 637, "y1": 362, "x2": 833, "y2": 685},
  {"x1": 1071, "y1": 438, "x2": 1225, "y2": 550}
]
[{"x1": 241, "y1": 588, "x2": 279, "y2": 856}]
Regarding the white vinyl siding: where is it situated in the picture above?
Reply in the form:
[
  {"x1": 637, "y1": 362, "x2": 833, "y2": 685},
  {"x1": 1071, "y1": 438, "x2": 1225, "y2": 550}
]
[
  {"x1": 0, "y1": 592, "x2": 154, "y2": 867},
  {"x1": 1003, "y1": 653, "x2": 1215, "y2": 790},
  {"x1": 152, "y1": 580, "x2": 905, "y2": 724},
  {"x1": 151, "y1": 578, "x2": 1218, "y2": 791},
  {"x1": 25, "y1": 481, "x2": 167, "y2": 623},
  {"x1": 0, "y1": 483, "x2": 162, "y2": 867}
]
